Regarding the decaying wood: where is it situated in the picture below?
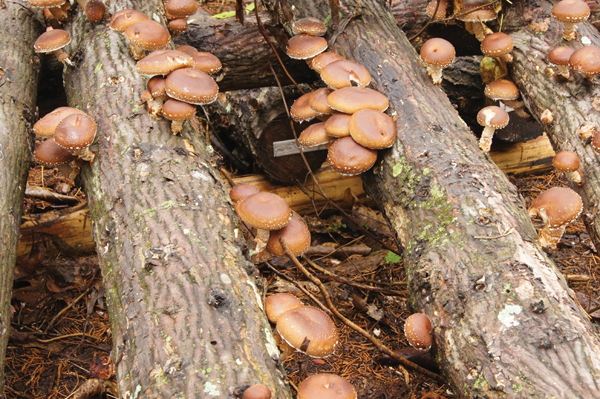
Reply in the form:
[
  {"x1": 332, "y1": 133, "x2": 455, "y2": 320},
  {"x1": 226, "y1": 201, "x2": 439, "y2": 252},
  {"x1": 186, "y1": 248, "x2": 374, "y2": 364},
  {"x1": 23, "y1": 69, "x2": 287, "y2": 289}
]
[
  {"x1": 61, "y1": 1, "x2": 291, "y2": 397},
  {"x1": 282, "y1": 0, "x2": 600, "y2": 396},
  {"x1": 505, "y1": 0, "x2": 600, "y2": 251},
  {"x1": 0, "y1": 1, "x2": 42, "y2": 392}
]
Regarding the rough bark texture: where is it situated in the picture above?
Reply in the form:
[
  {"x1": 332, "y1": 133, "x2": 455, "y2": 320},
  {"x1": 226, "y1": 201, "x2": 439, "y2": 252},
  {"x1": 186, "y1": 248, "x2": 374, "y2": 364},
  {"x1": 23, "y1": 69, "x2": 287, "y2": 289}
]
[
  {"x1": 63, "y1": 1, "x2": 291, "y2": 397},
  {"x1": 505, "y1": 0, "x2": 600, "y2": 251},
  {"x1": 285, "y1": 0, "x2": 600, "y2": 397},
  {"x1": 0, "y1": 1, "x2": 42, "y2": 395},
  {"x1": 208, "y1": 86, "x2": 327, "y2": 183}
]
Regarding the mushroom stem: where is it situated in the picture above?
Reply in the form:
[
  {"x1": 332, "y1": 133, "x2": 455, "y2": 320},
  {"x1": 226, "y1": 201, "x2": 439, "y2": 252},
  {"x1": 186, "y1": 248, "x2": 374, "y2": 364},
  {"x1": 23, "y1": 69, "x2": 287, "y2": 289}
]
[
  {"x1": 170, "y1": 120, "x2": 185, "y2": 135},
  {"x1": 426, "y1": 64, "x2": 443, "y2": 85},
  {"x1": 499, "y1": 53, "x2": 513, "y2": 63},
  {"x1": 53, "y1": 49, "x2": 73, "y2": 66},
  {"x1": 561, "y1": 22, "x2": 578, "y2": 41},
  {"x1": 478, "y1": 126, "x2": 496, "y2": 153},
  {"x1": 71, "y1": 147, "x2": 95, "y2": 162},
  {"x1": 469, "y1": 21, "x2": 488, "y2": 41},
  {"x1": 565, "y1": 170, "x2": 584, "y2": 185},
  {"x1": 129, "y1": 43, "x2": 146, "y2": 60},
  {"x1": 557, "y1": 65, "x2": 571, "y2": 79},
  {"x1": 254, "y1": 228, "x2": 270, "y2": 253},
  {"x1": 537, "y1": 224, "x2": 566, "y2": 249},
  {"x1": 48, "y1": 6, "x2": 68, "y2": 21},
  {"x1": 502, "y1": 100, "x2": 530, "y2": 118}
]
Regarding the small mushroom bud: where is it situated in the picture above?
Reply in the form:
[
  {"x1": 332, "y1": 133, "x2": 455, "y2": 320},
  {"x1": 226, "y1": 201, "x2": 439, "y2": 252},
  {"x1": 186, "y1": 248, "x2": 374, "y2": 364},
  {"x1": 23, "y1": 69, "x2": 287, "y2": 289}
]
[
  {"x1": 243, "y1": 384, "x2": 272, "y2": 399},
  {"x1": 540, "y1": 109, "x2": 554, "y2": 124},
  {"x1": 77, "y1": 0, "x2": 105, "y2": 23},
  {"x1": 404, "y1": 313, "x2": 432, "y2": 351},
  {"x1": 553, "y1": 151, "x2": 583, "y2": 185},
  {"x1": 578, "y1": 122, "x2": 597, "y2": 141}
]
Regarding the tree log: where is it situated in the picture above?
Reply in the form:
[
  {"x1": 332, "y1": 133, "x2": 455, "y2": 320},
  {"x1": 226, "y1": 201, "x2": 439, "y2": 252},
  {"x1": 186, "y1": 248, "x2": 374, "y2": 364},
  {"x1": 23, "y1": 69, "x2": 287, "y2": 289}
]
[
  {"x1": 283, "y1": 0, "x2": 600, "y2": 397},
  {"x1": 0, "y1": 1, "x2": 42, "y2": 393},
  {"x1": 62, "y1": 1, "x2": 291, "y2": 397},
  {"x1": 505, "y1": 0, "x2": 600, "y2": 250}
]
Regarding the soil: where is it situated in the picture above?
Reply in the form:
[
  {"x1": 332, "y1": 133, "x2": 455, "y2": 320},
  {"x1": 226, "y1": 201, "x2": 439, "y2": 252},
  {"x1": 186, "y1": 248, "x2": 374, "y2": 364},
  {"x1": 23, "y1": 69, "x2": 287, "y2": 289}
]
[{"x1": 6, "y1": 2, "x2": 600, "y2": 399}]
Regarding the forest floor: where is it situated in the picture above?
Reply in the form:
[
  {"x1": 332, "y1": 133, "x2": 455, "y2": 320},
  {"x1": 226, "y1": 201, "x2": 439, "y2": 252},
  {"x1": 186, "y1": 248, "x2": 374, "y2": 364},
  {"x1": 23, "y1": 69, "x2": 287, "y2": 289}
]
[{"x1": 7, "y1": 2, "x2": 600, "y2": 399}]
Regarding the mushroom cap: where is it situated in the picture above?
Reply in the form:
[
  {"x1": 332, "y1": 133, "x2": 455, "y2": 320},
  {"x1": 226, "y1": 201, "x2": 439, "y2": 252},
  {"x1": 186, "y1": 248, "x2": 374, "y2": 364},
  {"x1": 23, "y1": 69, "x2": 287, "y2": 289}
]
[
  {"x1": 310, "y1": 52, "x2": 346, "y2": 73},
  {"x1": 276, "y1": 306, "x2": 338, "y2": 358},
  {"x1": 28, "y1": 0, "x2": 65, "y2": 7},
  {"x1": 265, "y1": 293, "x2": 303, "y2": 324},
  {"x1": 236, "y1": 192, "x2": 292, "y2": 230},
  {"x1": 165, "y1": 0, "x2": 199, "y2": 18},
  {"x1": 309, "y1": 88, "x2": 335, "y2": 115},
  {"x1": 168, "y1": 18, "x2": 189, "y2": 34},
  {"x1": 33, "y1": 107, "x2": 86, "y2": 137},
  {"x1": 54, "y1": 113, "x2": 97, "y2": 150},
  {"x1": 569, "y1": 46, "x2": 600, "y2": 77},
  {"x1": 349, "y1": 109, "x2": 396, "y2": 149},
  {"x1": 320, "y1": 60, "x2": 371, "y2": 89},
  {"x1": 327, "y1": 136, "x2": 378, "y2": 176},
  {"x1": 481, "y1": 32, "x2": 514, "y2": 58},
  {"x1": 267, "y1": 212, "x2": 311, "y2": 257},
  {"x1": 456, "y1": 4, "x2": 497, "y2": 22},
  {"x1": 165, "y1": 67, "x2": 219, "y2": 105},
  {"x1": 553, "y1": 151, "x2": 580, "y2": 172},
  {"x1": 34, "y1": 28, "x2": 71, "y2": 53},
  {"x1": 426, "y1": 0, "x2": 448, "y2": 19},
  {"x1": 552, "y1": 0, "x2": 590, "y2": 23},
  {"x1": 189, "y1": 52, "x2": 222, "y2": 74},
  {"x1": 286, "y1": 34, "x2": 328, "y2": 60},
  {"x1": 162, "y1": 98, "x2": 196, "y2": 121},
  {"x1": 298, "y1": 122, "x2": 335, "y2": 147},
  {"x1": 404, "y1": 313, "x2": 432, "y2": 351},
  {"x1": 85, "y1": 0, "x2": 106, "y2": 23},
  {"x1": 548, "y1": 46, "x2": 575, "y2": 66},
  {"x1": 243, "y1": 384, "x2": 272, "y2": 399},
  {"x1": 291, "y1": 92, "x2": 322, "y2": 122},
  {"x1": 125, "y1": 20, "x2": 171, "y2": 51},
  {"x1": 109, "y1": 9, "x2": 148, "y2": 32},
  {"x1": 324, "y1": 113, "x2": 352, "y2": 138},
  {"x1": 148, "y1": 76, "x2": 167, "y2": 97},
  {"x1": 136, "y1": 50, "x2": 195, "y2": 76},
  {"x1": 297, "y1": 374, "x2": 357, "y2": 399},
  {"x1": 529, "y1": 187, "x2": 583, "y2": 228},
  {"x1": 34, "y1": 138, "x2": 76, "y2": 167},
  {"x1": 327, "y1": 87, "x2": 389, "y2": 114},
  {"x1": 292, "y1": 17, "x2": 327, "y2": 36},
  {"x1": 229, "y1": 184, "x2": 260, "y2": 203},
  {"x1": 484, "y1": 79, "x2": 519, "y2": 101},
  {"x1": 477, "y1": 106, "x2": 509, "y2": 129},
  {"x1": 420, "y1": 38, "x2": 455, "y2": 68}
]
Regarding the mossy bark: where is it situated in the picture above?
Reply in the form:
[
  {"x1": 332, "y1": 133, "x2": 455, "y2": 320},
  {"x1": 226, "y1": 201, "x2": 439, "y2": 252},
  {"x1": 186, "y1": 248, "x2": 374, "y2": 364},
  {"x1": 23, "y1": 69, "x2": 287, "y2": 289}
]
[
  {"x1": 284, "y1": 0, "x2": 600, "y2": 397},
  {"x1": 0, "y1": 1, "x2": 42, "y2": 394},
  {"x1": 504, "y1": 0, "x2": 600, "y2": 251},
  {"x1": 62, "y1": 1, "x2": 291, "y2": 397}
]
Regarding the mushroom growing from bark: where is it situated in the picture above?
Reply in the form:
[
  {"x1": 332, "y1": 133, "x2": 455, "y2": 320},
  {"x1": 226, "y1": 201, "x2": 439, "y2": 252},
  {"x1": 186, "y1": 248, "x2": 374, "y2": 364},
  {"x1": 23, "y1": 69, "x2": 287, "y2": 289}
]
[
  {"x1": 528, "y1": 187, "x2": 583, "y2": 249},
  {"x1": 291, "y1": 92, "x2": 322, "y2": 123},
  {"x1": 326, "y1": 87, "x2": 389, "y2": 114},
  {"x1": 327, "y1": 136, "x2": 378, "y2": 176},
  {"x1": 243, "y1": 384, "x2": 272, "y2": 399},
  {"x1": 484, "y1": 79, "x2": 529, "y2": 118},
  {"x1": 405, "y1": 313, "x2": 432, "y2": 351},
  {"x1": 267, "y1": 212, "x2": 311, "y2": 258},
  {"x1": 124, "y1": 20, "x2": 171, "y2": 60},
  {"x1": 53, "y1": 113, "x2": 97, "y2": 161},
  {"x1": 77, "y1": 0, "x2": 105, "y2": 23},
  {"x1": 297, "y1": 374, "x2": 356, "y2": 399},
  {"x1": 569, "y1": 46, "x2": 600, "y2": 81},
  {"x1": 34, "y1": 138, "x2": 76, "y2": 167},
  {"x1": 109, "y1": 9, "x2": 148, "y2": 32},
  {"x1": 286, "y1": 34, "x2": 328, "y2": 60},
  {"x1": 34, "y1": 27, "x2": 73, "y2": 66},
  {"x1": 162, "y1": 99, "x2": 196, "y2": 135},
  {"x1": 456, "y1": 2, "x2": 497, "y2": 41},
  {"x1": 477, "y1": 105, "x2": 509, "y2": 153},
  {"x1": 33, "y1": 106, "x2": 86, "y2": 137},
  {"x1": 420, "y1": 38, "x2": 455, "y2": 85},
  {"x1": 276, "y1": 306, "x2": 338, "y2": 358},
  {"x1": 553, "y1": 151, "x2": 583, "y2": 185},
  {"x1": 320, "y1": 60, "x2": 371, "y2": 89},
  {"x1": 548, "y1": 46, "x2": 575, "y2": 79},
  {"x1": 551, "y1": 0, "x2": 590, "y2": 41},
  {"x1": 165, "y1": 67, "x2": 219, "y2": 105},
  {"x1": 349, "y1": 109, "x2": 396, "y2": 149},
  {"x1": 292, "y1": 17, "x2": 327, "y2": 36},
  {"x1": 481, "y1": 32, "x2": 514, "y2": 63},
  {"x1": 29, "y1": 0, "x2": 69, "y2": 21}
]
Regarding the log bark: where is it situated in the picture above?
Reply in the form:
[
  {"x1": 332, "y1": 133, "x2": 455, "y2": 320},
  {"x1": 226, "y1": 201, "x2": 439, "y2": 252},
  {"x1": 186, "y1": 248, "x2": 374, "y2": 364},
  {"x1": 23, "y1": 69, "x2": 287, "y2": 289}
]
[
  {"x1": 62, "y1": 1, "x2": 291, "y2": 397},
  {"x1": 0, "y1": 1, "x2": 42, "y2": 394},
  {"x1": 283, "y1": 0, "x2": 600, "y2": 397},
  {"x1": 504, "y1": 0, "x2": 600, "y2": 250}
]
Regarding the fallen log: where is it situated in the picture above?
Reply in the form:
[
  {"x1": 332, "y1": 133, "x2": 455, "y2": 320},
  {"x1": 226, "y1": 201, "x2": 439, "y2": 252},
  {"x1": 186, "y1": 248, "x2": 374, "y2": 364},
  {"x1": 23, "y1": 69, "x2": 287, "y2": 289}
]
[
  {"x1": 61, "y1": 1, "x2": 291, "y2": 396},
  {"x1": 0, "y1": 1, "x2": 42, "y2": 391},
  {"x1": 505, "y1": 0, "x2": 600, "y2": 250},
  {"x1": 283, "y1": 0, "x2": 600, "y2": 396}
]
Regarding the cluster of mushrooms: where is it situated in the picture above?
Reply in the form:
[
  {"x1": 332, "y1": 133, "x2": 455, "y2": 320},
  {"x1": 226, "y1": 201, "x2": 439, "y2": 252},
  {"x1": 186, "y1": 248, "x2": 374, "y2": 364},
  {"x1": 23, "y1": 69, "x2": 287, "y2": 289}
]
[{"x1": 282, "y1": 17, "x2": 396, "y2": 176}]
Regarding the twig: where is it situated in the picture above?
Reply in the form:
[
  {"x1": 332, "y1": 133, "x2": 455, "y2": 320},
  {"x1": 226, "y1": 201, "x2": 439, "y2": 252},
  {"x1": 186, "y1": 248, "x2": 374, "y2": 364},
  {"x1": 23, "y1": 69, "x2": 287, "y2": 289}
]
[
  {"x1": 280, "y1": 238, "x2": 445, "y2": 384},
  {"x1": 45, "y1": 288, "x2": 91, "y2": 333},
  {"x1": 36, "y1": 332, "x2": 100, "y2": 343}
]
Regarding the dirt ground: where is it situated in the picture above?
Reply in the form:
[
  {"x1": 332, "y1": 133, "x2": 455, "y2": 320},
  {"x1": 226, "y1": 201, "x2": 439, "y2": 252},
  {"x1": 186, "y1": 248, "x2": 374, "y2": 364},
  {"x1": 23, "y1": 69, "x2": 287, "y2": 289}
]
[{"x1": 7, "y1": 2, "x2": 600, "y2": 399}]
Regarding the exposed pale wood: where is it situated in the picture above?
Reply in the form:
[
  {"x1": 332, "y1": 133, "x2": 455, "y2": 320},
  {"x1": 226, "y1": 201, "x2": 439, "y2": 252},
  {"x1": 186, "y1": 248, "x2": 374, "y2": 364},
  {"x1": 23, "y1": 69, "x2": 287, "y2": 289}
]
[{"x1": 489, "y1": 133, "x2": 555, "y2": 175}]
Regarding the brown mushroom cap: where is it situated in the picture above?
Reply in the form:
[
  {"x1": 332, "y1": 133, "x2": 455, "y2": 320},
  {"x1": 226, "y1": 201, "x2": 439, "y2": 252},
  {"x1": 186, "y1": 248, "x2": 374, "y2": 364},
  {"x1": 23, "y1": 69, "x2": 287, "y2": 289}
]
[
  {"x1": 298, "y1": 122, "x2": 335, "y2": 147},
  {"x1": 236, "y1": 192, "x2": 292, "y2": 230},
  {"x1": 297, "y1": 374, "x2": 357, "y2": 399},
  {"x1": 165, "y1": 67, "x2": 219, "y2": 105},
  {"x1": 125, "y1": 20, "x2": 171, "y2": 51},
  {"x1": 420, "y1": 38, "x2": 455, "y2": 68},
  {"x1": 265, "y1": 293, "x2": 303, "y2": 324},
  {"x1": 276, "y1": 306, "x2": 338, "y2": 358},
  {"x1": 310, "y1": 52, "x2": 346, "y2": 73},
  {"x1": 230, "y1": 184, "x2": 260, "y2": 203},
  {"x1": 109, "y1": 9, "x2": 148, "y2": 32},
  {"x1": 349, "y1": 109, "x2": 396, "y2": 149},
  {"x1": 84, "y1": 0, "x2": 106, "y2": 23},
  {"x1": 243, "y1": 384, "x2": 272, "y2": 399},
  {"x1": 54, "y1": 113, "x2": 97, "y2": 150},
  {"x1": 324, "y1": 113, "x2": 352, "y2": 138},
  {"x1": 404, "y1": 313, "x2": 432, "y2": 351},
  {"x1": 148, "y1": 76, "x2": 167, "y2": 97},
  {"x1": 327, "y1": 87, "x2": 389, "y2": 114},
  {"x1": 456, "y1": 4, "x2": 497, "y2": 22},
  {"x1": 291, "y1": 92, "x2": 322, "y2": 122},
  {"x1": 553, "y1": 151, "x2": 580, "y2": 172},
  {"x1": 33, "y1": 107, "x2": 86, "y2": 138},
  {"x1": 168, "y1": 18, "x2": 188, "y2": 34},
  {"x1": 426, "y1": 0, "x2": 448, "y2": 20},
  {"x1": 569, "y1": 46, "x2": 600, "y2": 77},
  {"x1": 320, "y1": 60, "x2": 371, "y2": 89},
  {"x1": 484, "y1": 79, "x2": 519, "y2": 101},
  {"x1": 292, "y1": 17, "x2": 327, "y2": 36},
  {"x1": 165, "y1": 0, "x2": 199, "y2": 18},
  {"x1": 162, "y1": 98, "x2": 196, "y2": 121},
  {"x1": 477, "y1": 106, "x2": 509, "y2": 129},
  {"x1": 286, "y1": 34, "x2": 328, "y2": 60},
  {"x1": 548, "y1": 46, "x2": 575, "y2": 66},
  {"x1": 136, "y1": 50, "x2": 195, "y2": 76},
  {"x1": 34, "y1": 138, "x2": 76, "y2": 167},
  {"x1": 29, "y1": 0, "x2": 65, "y2": 6},
  {"x1": 309, "y1": 88, "x2": 335, "y2": 115},
  {"x1": 267, "y1": 212, "x2": 311, "y2": 257},
  {"x1": 174, "y1": 45, "x2": 222, "y2": 73},
  {"x1": 481, "y1": 32, "x2": 514, "y2": 58},
  {"x1": 551, "y1": 0, "x2": 590, "y2": 23},
  {"x1": 34, "y1": 28, "x2": 71, "y2": 53},
  {"x1": 327, "y1": 136, "x2": 378, "y2": 176},
  {"x1": 528, "y1": 187, "x2": 583, "y2": 228}
]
